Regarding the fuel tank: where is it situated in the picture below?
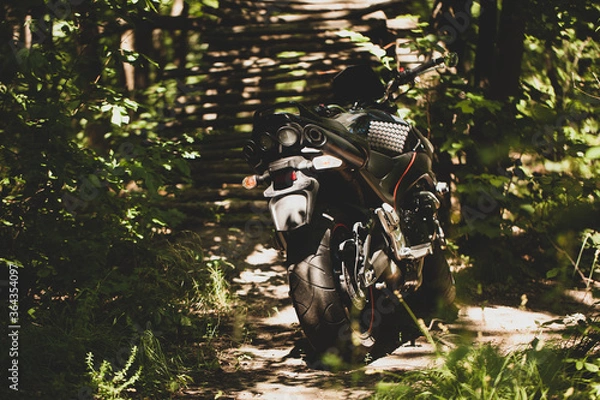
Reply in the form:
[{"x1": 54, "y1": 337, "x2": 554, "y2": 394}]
[{"x1": 332, "y1": 108, "x2": 436, "y2": 205}]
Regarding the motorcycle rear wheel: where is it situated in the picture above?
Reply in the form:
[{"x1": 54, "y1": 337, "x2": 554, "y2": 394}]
[
  {"x1": 286, "y1": 214, "x2": 456, "y2": 364},
  {"x1": 286, "y1": 216, "x2": 376, "y2": 362}
]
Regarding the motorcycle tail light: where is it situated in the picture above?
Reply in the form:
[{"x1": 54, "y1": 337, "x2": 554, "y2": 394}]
[{"x1": 272, "y1": 168, "x2": 297, "y2": 190}]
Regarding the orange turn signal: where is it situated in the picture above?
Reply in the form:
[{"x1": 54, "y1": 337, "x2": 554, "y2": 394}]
[{"x1": 242, "y1": 175, "x2": 258, "y2": 190}]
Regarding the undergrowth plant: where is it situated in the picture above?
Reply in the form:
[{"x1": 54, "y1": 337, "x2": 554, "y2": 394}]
[
  {"x1": 373, "y1": 291, "x2": 600, "y2": 399},
  {"x1": 374, "y1": 343, "x2": 547, "y2": 399},
  {"x1": 373, "y1": 265, "x2": 600, "y2": 399},
  {"x1": 372, "y1": 338, "x2": 600, "y2": 400},
  {"x1": 138, "y1": 328, "x2": 194, "y2": 393},
  {"x1": 205, "y1": 259, "x2": 235, "y2": 313},
  {"x1": 86, "y1": 345, "x2": 142, "y2": 400}
]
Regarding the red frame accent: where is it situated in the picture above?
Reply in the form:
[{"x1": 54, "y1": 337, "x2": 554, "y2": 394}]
[{"x1": 392, "y1": 152, "x2": 417, "y2": 211}]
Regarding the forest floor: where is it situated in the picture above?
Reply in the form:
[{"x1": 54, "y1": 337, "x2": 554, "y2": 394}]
[{"x1": 178, "y1": 222, "x2": 597, "y2": 400}]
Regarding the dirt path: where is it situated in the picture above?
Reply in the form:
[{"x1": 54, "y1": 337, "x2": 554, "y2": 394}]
[{"x1": 181, "y1": 226, "x2": 591, "y2": 400}]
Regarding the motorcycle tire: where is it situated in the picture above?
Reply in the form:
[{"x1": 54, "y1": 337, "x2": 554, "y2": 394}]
[
  {"x1": 286, "y1": 218, "x2": 364, "y2": 358},
  {"x1": 406, "y1": 244, "x2": 457, "y2": 321},
  {"x1": 286, "y1": 214, "x2": 456, "y2": 361}
]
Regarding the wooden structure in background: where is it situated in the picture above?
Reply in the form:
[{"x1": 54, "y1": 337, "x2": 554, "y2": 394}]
[
  {"x1": 146, "y1": 0, "x2": 418, "y2": 133},
  {"x1": 148, "y1": 0, "x2": 419, "y2": 225}
]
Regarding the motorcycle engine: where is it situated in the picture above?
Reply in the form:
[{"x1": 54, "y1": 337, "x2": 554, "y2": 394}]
[{"x1": 399, "y1": 192, "x2": 438, "y2": 247}]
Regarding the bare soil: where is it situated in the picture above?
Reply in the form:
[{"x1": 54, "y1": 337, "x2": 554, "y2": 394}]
[{"x1": 179, "y1": 223, "x2": 597, "y2": 400}]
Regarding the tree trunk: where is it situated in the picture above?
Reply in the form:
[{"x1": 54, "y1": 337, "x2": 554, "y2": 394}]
[
  {"x1": 171, "y1": 0, "x2": 189, "y2": 71},
  {"x1": 121, "y1": 27, "x2": 136, "y2": 92},
  {"x1": 490, "y1": 0, "x2": 527, "y2": 100},
  {"x1": 134, "y1": 17, "x2": 152, "y2": 90},
  {"x1": 474, "y1": 0, "x2": 497, "y2": 91},
  {"x1": 431, "y1": 0, "x2": 472, "y2": 73}
]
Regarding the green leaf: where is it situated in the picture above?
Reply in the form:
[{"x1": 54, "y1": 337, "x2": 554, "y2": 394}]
[
  {"x1": 88, "y1": 174, "x2": 102, "y2": 188},
  {"x1": 0, "y1": 258, "x2": 23, "y2": 267},
  {"x1": 123, "y1": 98, "x2": 139, "y2": 111},
  {"x1": 277, "y1": 51, "x2": 306, "y2": 59},
  {"x1": 528, "y1": 103, "x2": 556, "y2": 123},
  {"x1": 586, "y1": 146, "x2": 600, "y2": 160},
  {"x1": 519, "y1": 204, "x2": 535, "y2": 215},
  {"x1": 368, "y1": 44, "x2": 387, "y2": 60},
  {"x1": 173, "y1": 158, "x2": 191, "y2": 176},
  {"x1": 455, "y1": 100, "x2": 475, "y2": 114},
  {"x1": 179, "y1": 315, "x2": 192, "y2": 327},
  {"x1": 336, "y1": 29, "x2": 370, "y2": 43},
  {"x1": 182, "y1": 150, "x2": 199, "y2": 159},
  {"x1": 585, "y1": 362, "x2": 600, "y2": 373},
  {"x1": 151, "y1": 218, "x2": 166, "y2": 226},
  {"x1": 546, "y1": 268, "x2": 560, "y2": 278},
  {"x1": 110, "y1": 105, "x2": 130, "y2": 126},
  {"x1": 110, "y1": 107, "x2": 123, "y2": 126}
]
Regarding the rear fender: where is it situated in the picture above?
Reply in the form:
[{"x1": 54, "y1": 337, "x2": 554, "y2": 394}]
[{"x1": 264, "y1": 171, "x2": 319, "y2": 231}]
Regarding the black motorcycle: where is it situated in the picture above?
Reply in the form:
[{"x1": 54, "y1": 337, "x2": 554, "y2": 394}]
[{"x1": 242, "y1": 54, "x2": 457, "y2": 361}]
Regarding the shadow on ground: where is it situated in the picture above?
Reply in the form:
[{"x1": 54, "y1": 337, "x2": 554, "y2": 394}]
[{"x1": 177, "y1": 222, "x2": 597, "y2": 399}]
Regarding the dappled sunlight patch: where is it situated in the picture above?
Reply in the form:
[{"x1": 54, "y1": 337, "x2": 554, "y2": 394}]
[
  {"x1": 454, "y1": 305, "x2": 562, "y2": 350},
  {"x1": 244, "y1": 243, "x2": 282, "y2": 266},
  {"x1": 564, "y1": 288, "x2": 599, "y2": 307},
  {"x1": 235, "y1": 269, "x2": 279, "y2": 284},
  {"x1": 261, "y1": 305, "x2": 298, "y2": 326},
  {"x1": 460, "y1": 305, "x2": 555, "y2": 331}
]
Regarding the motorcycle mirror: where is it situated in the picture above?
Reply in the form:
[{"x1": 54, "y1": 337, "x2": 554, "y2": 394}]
[{"x1": 444, "y1": 52, "x2": 458, "y2": 68}]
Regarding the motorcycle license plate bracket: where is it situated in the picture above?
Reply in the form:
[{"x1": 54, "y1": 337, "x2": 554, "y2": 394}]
[
  {"x1": 271, "y1": 168, "x2": 297, "y2": 190},
  {"x1": 264, "y1": 170, "x2": 319, "y2": 232},
  {"x1": 263, "y1": 169, "x2": 315, "y2": 198}
]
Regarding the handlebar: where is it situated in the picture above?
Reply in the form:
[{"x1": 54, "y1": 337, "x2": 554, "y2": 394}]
[
  {"x1": 380, "y1": 52, "x2": 457, "y2": 103},
  {"x1": 395, "y1": 57, "x2": 446, "y2": 86}
]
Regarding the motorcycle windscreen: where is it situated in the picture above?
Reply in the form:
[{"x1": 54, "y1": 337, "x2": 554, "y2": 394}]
[{"x1": 269, "y1": 192, "x2": 314, "y2": 231}]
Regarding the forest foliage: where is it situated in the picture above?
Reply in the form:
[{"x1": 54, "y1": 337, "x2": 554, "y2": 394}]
[
  {"x1": 373, "y1": 0, "x2": 600, "y2": 397},
  {"x1": 404, "y1": 0, "x2": 600, "y2": 289},
  {"x1": 1, "y1": 0, "x2": 231, "y2": 398},
  {"x1": 0, "y1": 0, "x2": 599, "y2": 398}
]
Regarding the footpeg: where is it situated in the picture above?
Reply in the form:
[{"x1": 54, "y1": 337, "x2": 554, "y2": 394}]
[{"x1": 375, "y1": 203, "x2": 434, "y2": 261}]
